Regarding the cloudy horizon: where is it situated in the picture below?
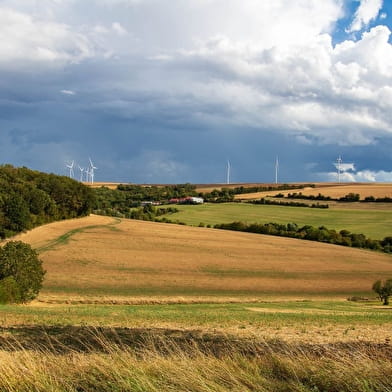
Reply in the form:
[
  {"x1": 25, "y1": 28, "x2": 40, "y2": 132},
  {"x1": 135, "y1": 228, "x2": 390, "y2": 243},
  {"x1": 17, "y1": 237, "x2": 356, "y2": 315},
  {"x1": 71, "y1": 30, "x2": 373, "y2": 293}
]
[{"x1": 1, "y1": 0, "x2": 392, "y2": 183}]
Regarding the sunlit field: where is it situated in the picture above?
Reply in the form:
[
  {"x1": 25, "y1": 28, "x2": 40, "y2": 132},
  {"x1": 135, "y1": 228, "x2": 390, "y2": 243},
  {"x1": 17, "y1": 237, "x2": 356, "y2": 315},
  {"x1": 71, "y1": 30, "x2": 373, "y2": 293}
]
[
  {"x1": 2, "y1": 208, "x2": 392, "y2": 391},
  {"x1": 234, "y1": 183, "x2": 392, "y2": 200},
  {"x1": 168, "y1": 202, "x2": 392, "y2": 239},
  {"x1": 7, "y1": 215, "x2": 392, "y2": 300}
]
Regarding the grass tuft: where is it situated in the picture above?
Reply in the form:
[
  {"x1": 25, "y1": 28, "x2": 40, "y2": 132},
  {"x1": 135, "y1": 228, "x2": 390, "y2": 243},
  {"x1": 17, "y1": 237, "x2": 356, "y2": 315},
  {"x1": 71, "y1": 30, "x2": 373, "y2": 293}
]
[{"x1": 0, "y1": 330, "x2": 391, "y2": 391}]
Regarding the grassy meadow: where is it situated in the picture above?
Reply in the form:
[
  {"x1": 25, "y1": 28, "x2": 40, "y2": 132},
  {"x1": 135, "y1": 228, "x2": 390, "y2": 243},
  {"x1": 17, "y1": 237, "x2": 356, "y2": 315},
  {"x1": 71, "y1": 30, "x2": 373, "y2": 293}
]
[
  {"x1": 1, "y1": 300, "x2": 392, "y2": 344},
  {"x1": 0, "y1": 333, "x2": 391, "y2": 392},
  {"x1": 168, "y1": 202, "x2": 392, "y2": 239}
]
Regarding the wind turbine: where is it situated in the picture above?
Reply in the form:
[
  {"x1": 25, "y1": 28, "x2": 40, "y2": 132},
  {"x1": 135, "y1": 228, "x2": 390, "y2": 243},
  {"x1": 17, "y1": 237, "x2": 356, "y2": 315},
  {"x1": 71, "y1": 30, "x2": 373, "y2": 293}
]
[
  {"x1": 89, "y1": 157, "x2": 97, "y2": 184},
  {"x1": 226, "y1": 160, "x2": 231, "y2": 185},
  {"x1": 84, "y1": 167, "x2": 90, "y2": 183},
  {"x1": 335, "y1": 156, "x2": 342, "y2": 183},
  {"x1": 78, "y1": 165, "x2": 84, "y2": 182},
  {"x1": 275, "y1": 156, "x2": 279, "y2": 184},
  {"x1": 66, "y1": 160, "x2": 74, "y2": 179}
]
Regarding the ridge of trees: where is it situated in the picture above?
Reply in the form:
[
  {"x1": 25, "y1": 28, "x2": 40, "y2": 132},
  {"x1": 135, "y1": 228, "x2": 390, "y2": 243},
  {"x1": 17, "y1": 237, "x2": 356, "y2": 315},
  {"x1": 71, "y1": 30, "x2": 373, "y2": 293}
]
[
  {"x1": 95, "y1": 183, "x2": 314, "y2": 206},
  {"x1": 281, "y1": 192, "x2": 392, "y2": 203},
  {"x1": 248, "y1": 198, "x2": 329, "y2": 209},
  {"x1": 95, "y1": 203, "x2": 179, "y2": 221},
  {"x1": 214, "y1": 221, "x2": 391, "y2": 254},
  {"x1": 0, "y1": 165, "x2": 95, "y2": 238}
]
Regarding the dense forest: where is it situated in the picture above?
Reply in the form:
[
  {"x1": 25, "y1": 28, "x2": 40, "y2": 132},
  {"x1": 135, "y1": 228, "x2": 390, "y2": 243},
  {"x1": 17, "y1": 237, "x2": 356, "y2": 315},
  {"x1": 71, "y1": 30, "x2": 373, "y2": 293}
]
[{"x1": 0, "y1": 165, "x2": 95, "y2": 238}]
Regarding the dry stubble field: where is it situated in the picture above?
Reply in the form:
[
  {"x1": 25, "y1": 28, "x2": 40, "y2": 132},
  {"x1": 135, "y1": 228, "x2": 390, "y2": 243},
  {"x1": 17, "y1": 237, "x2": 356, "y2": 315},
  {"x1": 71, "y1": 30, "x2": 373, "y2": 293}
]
[
  {"x1": 0, "y1": 213, "x2": 390, "y2": 345},
  {"x1": 234, "y1": 182, "x2": 392, "y2": 200},
  {"x1": 10, "y1": 215, "x2": 392, "y2": 302}
]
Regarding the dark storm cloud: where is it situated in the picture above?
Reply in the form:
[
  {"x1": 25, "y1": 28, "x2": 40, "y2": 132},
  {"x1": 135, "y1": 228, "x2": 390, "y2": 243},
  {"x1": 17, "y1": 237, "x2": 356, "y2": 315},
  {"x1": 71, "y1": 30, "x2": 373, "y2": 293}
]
[{"x1": 0, "y1": 0, "x2": 392, "y2": 182}]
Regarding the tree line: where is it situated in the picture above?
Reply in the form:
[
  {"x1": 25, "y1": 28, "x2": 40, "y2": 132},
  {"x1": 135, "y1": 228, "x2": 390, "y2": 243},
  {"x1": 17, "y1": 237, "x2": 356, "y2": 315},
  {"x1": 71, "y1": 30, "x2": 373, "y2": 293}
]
[
  {"x1": 214, "y1": 221, "x2": 391, "y2": 253},
  {"x1": 281, "y1": 192, "x2": 392, "y2": 203},
  {"x1": 95, "y1": 203, "x2": 179, "y2": 221},
  {"x1": 95, "y1": 183, "x2": 314, "y2": 206},
  {"x1": 202, "y1": 184, "x2": 313, "y2": 202},
  {"x1": 248, "y1": 198, "x2": 329, "y2": 209},
  {"x1": 0, "y1": 165, "x2": 95, "y2": 238}
]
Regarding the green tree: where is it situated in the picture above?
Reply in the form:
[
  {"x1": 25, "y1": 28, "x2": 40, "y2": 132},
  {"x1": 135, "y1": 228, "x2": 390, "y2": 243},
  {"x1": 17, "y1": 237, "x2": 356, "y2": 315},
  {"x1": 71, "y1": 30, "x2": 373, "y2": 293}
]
[
  {"x1": 372, "y1": 279, "x2": 392, "y2": 305},
  {"x1": 5, "y1": 194, "x2": 30, "y2": 233},
  {"x1": 0, "y1": 241, "x2": 45, "y2": 303},
  {"x1": 0, "y1": 277, "x2": 21, "y2": 304}
]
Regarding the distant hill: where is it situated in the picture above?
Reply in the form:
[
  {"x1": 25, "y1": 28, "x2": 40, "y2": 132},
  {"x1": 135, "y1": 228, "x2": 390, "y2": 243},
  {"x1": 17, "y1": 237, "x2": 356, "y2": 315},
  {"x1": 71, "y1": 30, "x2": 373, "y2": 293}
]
[{"x1": 0, "y1": 165, "x2": 95, "y2": 238}]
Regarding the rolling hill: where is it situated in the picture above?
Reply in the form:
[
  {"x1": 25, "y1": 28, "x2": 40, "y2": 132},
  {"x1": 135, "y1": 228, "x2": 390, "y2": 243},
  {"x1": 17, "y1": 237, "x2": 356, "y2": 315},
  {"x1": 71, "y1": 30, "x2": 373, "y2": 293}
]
[{"x1": 11, "y1": 215, "x2": 392, "y2": 302}]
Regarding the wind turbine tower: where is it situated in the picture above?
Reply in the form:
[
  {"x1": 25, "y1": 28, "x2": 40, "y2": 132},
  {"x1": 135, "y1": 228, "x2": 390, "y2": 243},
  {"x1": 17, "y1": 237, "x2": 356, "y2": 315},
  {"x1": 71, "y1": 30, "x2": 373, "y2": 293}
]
[
  {"x1": 78, "y1": 165, "x2": 84, "y2": 182},
  {"x1": 336, "y1": 156, "x2": 342, "y2": 183},
  {"x1": 89, "y1": 157, "x2": 98, "y2": 184},
  {"x1": 85, "y1": 167, "x2": 90, "y2": 183},
  {"x1": 226, "y1": 160, "x2": 231, "y2": 185},
  {"x1": 66, "y1": 161, "x2": 74, "y2": 179},
  {"x1": 275, "y1": 156, "x2": 279, "y2": 184}
]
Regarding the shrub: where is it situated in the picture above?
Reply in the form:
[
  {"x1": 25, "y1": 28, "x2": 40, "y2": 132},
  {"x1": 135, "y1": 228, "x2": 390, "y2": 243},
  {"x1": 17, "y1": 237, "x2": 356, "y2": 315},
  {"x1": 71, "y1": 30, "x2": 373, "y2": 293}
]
[
  {"x1": 0, "y1": 276, "x2": 21, "y2": 304},
  {"x1": 372, "y1": 279, "x2": 392, "y2": 305},
  {"x1": 0, "y1": 241, "x2": 45, "y2": 303}
]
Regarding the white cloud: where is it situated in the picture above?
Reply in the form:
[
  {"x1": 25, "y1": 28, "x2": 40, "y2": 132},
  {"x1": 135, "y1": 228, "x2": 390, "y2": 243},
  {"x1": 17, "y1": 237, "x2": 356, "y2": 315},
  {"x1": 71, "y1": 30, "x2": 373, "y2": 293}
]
[
  {"x1": 323, "y1": 169, "x2": 392, "y2": 182},
  {"x1": 93, "y1": 25, "x2": 110, "y2": 34},
  {"x1": 112, "y1": 22, "x2": 127, "y2": 36},
  {"x1": 348, "y1": 0, "x2": 383, "y2": 32},
  {"x1": 60, "y1": 89, "x2": 75, "y2": 95},
  {"x1": 333, "y1": 162, "x2": 356, "y2": 172},
  {"x1": 161, "y1": 22, "x2": 392, "y2": 145},
  {"x1": 0, "y1": 7, "x2": 94, "y2": 66},
  {"x1": 1, "y1": 0, "x2": 392, "y2": 148}
]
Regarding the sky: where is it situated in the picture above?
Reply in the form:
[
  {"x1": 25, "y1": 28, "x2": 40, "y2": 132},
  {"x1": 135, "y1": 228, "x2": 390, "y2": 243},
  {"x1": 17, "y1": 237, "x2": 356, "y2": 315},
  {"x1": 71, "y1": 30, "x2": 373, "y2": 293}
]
[{"x1": 1, "y1": 0, "x2": 392, "y2": 183}]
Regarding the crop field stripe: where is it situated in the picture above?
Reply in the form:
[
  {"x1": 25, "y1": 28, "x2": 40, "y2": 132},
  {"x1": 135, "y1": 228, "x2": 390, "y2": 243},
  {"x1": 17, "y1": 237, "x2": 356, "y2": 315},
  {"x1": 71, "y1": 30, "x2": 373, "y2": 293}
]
[{"x1": 36, "y1": 217, "x2": 122, "y2": 253}]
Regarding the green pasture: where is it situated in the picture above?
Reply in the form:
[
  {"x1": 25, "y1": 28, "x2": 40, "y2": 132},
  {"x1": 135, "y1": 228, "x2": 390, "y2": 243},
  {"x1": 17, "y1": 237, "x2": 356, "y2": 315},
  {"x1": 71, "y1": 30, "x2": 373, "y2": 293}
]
[
  {"x1": 0, "y1": 301, "x2": 391, "y2": 329},
  {"x1": 39, "y1": 283, "x2": 381, "y2": 299},
  {"x1": 167, "y1": 203, "x2": 392, "y2": 239}
]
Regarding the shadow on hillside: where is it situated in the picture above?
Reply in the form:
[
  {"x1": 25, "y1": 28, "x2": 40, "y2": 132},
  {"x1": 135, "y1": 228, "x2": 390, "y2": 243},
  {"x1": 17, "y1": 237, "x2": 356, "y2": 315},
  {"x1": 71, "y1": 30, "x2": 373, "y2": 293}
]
[{"x1": 0, "y1": 326, "x2": 391, "y2": 358}]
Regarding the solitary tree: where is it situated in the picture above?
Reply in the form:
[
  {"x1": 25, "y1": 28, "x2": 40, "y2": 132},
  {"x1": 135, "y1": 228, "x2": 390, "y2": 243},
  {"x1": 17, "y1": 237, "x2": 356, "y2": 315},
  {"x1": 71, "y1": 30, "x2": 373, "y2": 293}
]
[
  {"x1": 0, "y1": 241, "x2": 45, "y2": 303},
  {"x1": 372, "y1": 279, "x2": 392, "y2": 305}
]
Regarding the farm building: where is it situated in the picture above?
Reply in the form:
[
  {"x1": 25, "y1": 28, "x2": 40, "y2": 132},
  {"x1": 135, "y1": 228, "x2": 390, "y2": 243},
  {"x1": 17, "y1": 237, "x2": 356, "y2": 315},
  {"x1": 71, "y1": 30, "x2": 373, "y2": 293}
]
[{"x1": 169, "y1": 197, "x2": 204, "y2": 204}]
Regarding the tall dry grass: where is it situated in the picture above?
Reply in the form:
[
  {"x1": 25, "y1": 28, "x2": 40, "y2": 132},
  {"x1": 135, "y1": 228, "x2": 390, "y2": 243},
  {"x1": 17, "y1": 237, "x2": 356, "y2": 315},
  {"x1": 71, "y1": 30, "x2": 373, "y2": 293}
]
[{"x1": 0, "y1": 329, "x2": 390, "y2": 392}]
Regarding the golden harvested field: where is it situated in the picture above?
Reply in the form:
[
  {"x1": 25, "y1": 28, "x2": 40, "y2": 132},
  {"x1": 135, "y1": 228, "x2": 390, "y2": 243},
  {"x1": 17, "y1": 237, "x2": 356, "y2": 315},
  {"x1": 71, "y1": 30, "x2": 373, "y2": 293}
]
[
  {"x1": 235, "y1": 183, "x2": 392, "y2": 200},
  {"x1": 84, "y1": 182, "x2": 122, "y2": 189},
  {"x1": 195, "y1": 183, "x2": 274, "y2": 193},
  {"x1": 12, "y1": 215, "x2": 392, "y2": 302}
]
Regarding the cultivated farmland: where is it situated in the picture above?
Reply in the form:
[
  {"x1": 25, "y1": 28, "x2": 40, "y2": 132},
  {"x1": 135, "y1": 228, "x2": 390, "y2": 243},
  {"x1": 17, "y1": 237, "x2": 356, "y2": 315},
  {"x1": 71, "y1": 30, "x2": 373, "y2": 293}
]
[
  {"x1": 234, "y1": 182, "x2": 392, "y2": 200},
  {"x1": 2, "y1": 210, "x2": 392, "y2": 391},
  {"x1": 168, "y1": 202, "x2": 392, "y2": 239},
  {"x1": 10, "y1": 215, "x2": 392, "y2": 301}
]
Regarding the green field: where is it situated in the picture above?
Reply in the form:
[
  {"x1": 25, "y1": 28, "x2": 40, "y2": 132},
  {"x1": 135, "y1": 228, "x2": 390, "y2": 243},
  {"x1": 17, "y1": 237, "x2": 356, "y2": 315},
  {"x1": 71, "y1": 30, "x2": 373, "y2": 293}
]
[
  {"x1": 1, "y1": 300, "x2": 391, "y2": 342},
  {"x1": 168, "y1": 203, "x2": 392, "y2": 239}
]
